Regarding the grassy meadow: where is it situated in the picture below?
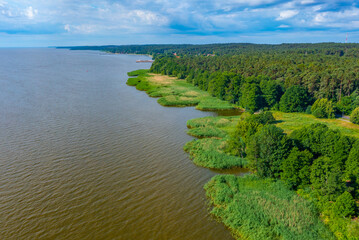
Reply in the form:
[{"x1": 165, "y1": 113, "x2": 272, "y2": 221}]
[
  {"x1": 127, "y1": 70, "x2": 236, "y2": 110},
  {"x1": 273, "y1": 111, "x2": 359, "y2": 138}
]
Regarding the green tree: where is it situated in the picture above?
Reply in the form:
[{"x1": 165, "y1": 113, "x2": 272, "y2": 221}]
[
  {"x1": 279, "y1": 85, "x2": 312, "y2": 112},
  {"x1": 260, "y1": 80, "x2": 283, "y2": 109},
  {"x1": 226, "y1": 113, "x2": 265, "y2": 157},
  {"x1": 350, "y1": 107, "x2": 359, "y2": 124},
  {"x1": 336, "y1": 96, "x2": 354, "y2": 115},
  {"x1": 333, "y1": 192, "x2": 356, "y2": 218},
  {"x1": 281, "y1": 148, "x2": 313, "y2": 189},
  {"x1": 225, "y1": 73, "x2": 243, "y2": 104},
  {"x1": 344, "y1": 140, "x2": 359, "y2": 198},
  {"x1": 247, "y1": 125, "x2": 291, "y2": 178},
  {"x1": 240, "y1": 82, "x2": 264, "y2": 113},
  {"x1": 290, "y1": 123, "x2": 329, "y2": 155},
  {"x1": 311, "y1": 98, "x2": 335, "y2": 119},
  {"x1": 310, "y1": 156, "x2": 346, "y2": 200}
]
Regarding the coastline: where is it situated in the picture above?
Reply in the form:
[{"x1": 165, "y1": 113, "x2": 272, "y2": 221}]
[
  {"x1": 126, "y1": 69, "x2": 245, "y2": 170},
  {"x1": 126, "y1": 69, "x2": 356, "y2": 240}
]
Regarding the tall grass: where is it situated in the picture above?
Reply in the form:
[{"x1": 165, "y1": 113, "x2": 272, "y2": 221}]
[
  {"x1": 187, "y1": 126, "x2": 228, "y2": 138},
  {"x1": 187, "y1": 116, "x2": 239, "y2": 129},
  {"x1": 184, "y1": 138, "x2": 247, "y2": 169},
  {"x1": 205, "y1": 175, "x2": 335, "y2": 240}
]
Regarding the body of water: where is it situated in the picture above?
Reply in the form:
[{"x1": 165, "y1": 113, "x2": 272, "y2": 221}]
[{"x1": 0, "y1": 48, "x2": 239, "y2": 239}]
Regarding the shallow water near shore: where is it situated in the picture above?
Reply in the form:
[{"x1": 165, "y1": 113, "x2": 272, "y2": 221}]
[{"x1": 0, "y1": 48, "x2": 246, "y2": 239}]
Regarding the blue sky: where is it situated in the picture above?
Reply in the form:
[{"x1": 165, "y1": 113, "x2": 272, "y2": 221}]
[{"x1": 1, "y1": 0, "x2": 358, "y2": 47}]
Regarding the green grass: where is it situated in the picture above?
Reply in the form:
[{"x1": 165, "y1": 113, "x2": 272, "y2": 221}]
[
  {"x1": 183, "y1": 138, "x2": 247, "y2": 169},
  {"x1": 126, "y1": 70, "x2": 237, "y2": 110},
  {"x1": 157, "y1": 95, "x2": 200, "y2": 106},
  {"x1": 187, "y1": 116, "x2": 239, "y2": 129},
  {"x1": 187, "y1": 126, "x2": 228, "y2": 138},
  {"x1": 185, "y1": 115, "x2": 247, "y2": 169},
  {"x1": 196, "y1": 97, "x2": 235, "y2": 111},
  {"x1": 127, "y1": 69, "x2": 150, "y2": 77},
  {"x1": 126, "y1": 76, "x2": 143, "y2": 86},
  {"x1": 205, "y1": 175, "x2": 334, "y2": 240},
  {"x1": 273, "y1": 111, "x2": 359, "y2": 138}
]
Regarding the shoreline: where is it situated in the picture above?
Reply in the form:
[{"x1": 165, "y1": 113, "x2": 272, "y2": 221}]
[
  {"x1": 126, "y1": 69, "x2": 357, "y2": 240},
  {"x1": 126, "y1": 69, "x2": 246, "y2": 170}
]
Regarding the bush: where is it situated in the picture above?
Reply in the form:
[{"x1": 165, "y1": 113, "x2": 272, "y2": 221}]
[
  {"x1": 333, "y1": 192, "x2": 356, "y2": 218},
  {"x1": 311, "y1": 98, "x2": 335, "y2": 119},
  {"x1": 350, "y1": 107, "x2": 359, "y2": 124}
]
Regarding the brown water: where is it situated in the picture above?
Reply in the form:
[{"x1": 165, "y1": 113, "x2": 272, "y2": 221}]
[{"x1": 0, "y1": 48, "x2": 244, "y2": 239}]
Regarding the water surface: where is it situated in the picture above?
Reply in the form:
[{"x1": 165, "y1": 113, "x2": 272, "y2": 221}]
[{"x1": 0, "y1": 48, "x2": 237, "y2": 239}]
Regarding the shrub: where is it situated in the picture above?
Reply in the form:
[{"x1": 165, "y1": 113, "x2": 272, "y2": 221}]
[
  {"x1": 350, "y1": 107, "x2": 359, "y2": 124},
  {"x1": 333, "y1": 192, "x2": 356, "y2": 218}
]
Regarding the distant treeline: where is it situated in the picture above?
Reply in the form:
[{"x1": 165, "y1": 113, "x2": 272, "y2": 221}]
[
  {"x1": 62, "y1": 43, "x2": 359, "y2": 117},
  {"x1": 61, "y1": 43, "x2": 359, "y2": 115},
  {"x1": 61, "y1": 43, "x2": 359, "y2": 57}
]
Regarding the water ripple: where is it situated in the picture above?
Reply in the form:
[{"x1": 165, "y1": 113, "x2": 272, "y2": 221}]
[{"x1": 0, "y1": 49, "x2": 234, "y2": 240}]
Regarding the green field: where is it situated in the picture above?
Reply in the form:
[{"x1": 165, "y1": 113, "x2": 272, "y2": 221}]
[{"x1": 273, "y1": 111, "x2": 359, "y2": 138}]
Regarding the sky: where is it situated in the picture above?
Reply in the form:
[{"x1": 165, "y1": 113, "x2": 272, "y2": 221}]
[{"x1": 0, "y1": 0, "x2": 359, "y2": 47}]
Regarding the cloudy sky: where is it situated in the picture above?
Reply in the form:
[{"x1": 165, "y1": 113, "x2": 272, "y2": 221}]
[{"x1": 1, "y1": 0, "x2": 358, "y2": 47}]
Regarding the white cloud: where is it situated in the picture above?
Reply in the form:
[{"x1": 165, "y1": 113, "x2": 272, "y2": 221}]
[
  {"x1": 64, "y1": 24, "x2": 70, "y2": 32},
  {"x1": 0, "y1": 1, "x2": 7, "y2": 7},
  {"x1": 1, "y1": 9, "x2": 12, "y2": 17},
  {"x1": 63, "y1": 24, "x2": 109, "y2": 34},
  {"x1": 276, "y1": 10, "x2": 299, "y2": 20},
  {"x1": 300, "y1": 0, "x2": 315, "y2": 4},
  {"x1": 278, "y1": 24, "x2": 290, "y2": 28},
  {"x1": 226, "y1": 0, "x2": 280, "y2": 6},
  {"x1": 24, "y1": 6, "x2": 37, "y2": 19},
  {"x1": 127, "y1": 10, "x2": 168, "y2": 26},
  {"x1": 312, "y1": 7, "x2": 359, "y2": 28},
  {"x1": 313, "y1": 12, "x2": 327, "y2": 23}
]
